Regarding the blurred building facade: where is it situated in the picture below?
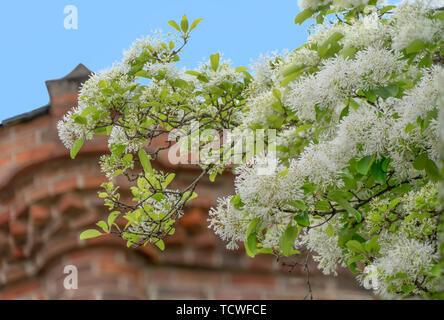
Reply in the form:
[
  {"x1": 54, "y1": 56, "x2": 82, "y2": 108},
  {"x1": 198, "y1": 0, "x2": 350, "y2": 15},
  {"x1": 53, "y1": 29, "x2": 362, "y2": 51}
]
[{"x1": 0, "y1": 64, "x2": 373, "y2": 300}]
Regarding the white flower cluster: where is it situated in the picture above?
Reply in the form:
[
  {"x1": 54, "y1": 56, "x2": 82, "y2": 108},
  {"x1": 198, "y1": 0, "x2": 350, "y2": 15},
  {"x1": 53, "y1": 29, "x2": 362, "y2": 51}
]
[
  {"x1": 213, "y1": 62, "x2": 441, "y2": 250},
  {"x1": 298, "y1": 0, "x2": 370, "y2": 10},
  {"x1": 285, "y1": 47, "x2": 404, "y2": 121},
  {"x1": 58, "y1": 65, "x2": 134, "y2": 149},
  {"x1": 248, "y1": 50, "x2": 291, "y2": 95},
  {"x1": 362, "y1": 231, "x2": 439, "y2": 298},
  {"x1": 209, "y1": 0, "x2": 443, "y2": 297},
  {"x1": 208, "y1": 196, "x2": 249, "y2": 250},
  {"x1": 389, "y1": 1, "x2": 444, "y2": 51},
  {"x1": 386, "y1": 67, "x2": 442, "y2": 180},
  {"x1": 309, "y1": 183, "x2": 441, "y2": 296},
  {"x1": 301, "y1": 215, "x2": 346, "y2": 275},
  {"x1": 340, "y1": 13, "x2": 388, "y2": 49},
  {"x1": 127, "y1": 191, "x2": 183, "y2": 235},
  {"x1": 242, "y1": 91, "x2": 277, "y2": 128},
  {"x1": 122, "y1": 30, "x2": 180, "y2": 68},
  {"x1": 241, "y1": 48, "x2": 319, "y2": 126},
  {"x1": 55, "y1": 0, "x2": 442, "y2": 297},
  {"x1": 108, "y1": 126, "x2": 141, "y2": 153},
  {"x1": 196, "y1": 57, "x2": 243, "y2": 91}
]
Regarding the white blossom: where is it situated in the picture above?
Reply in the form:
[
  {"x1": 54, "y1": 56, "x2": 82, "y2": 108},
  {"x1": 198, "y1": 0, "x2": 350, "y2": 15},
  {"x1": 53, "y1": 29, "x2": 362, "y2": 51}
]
[{"x1": 389, "y1": 1, "x2": 444, "y2": 51}]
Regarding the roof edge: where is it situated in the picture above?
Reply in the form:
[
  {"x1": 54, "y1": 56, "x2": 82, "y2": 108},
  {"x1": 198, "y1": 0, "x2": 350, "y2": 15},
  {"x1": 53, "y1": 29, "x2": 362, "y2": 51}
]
[{"x1": 1, "y1": 104, "x2": 50, "y2": 128}]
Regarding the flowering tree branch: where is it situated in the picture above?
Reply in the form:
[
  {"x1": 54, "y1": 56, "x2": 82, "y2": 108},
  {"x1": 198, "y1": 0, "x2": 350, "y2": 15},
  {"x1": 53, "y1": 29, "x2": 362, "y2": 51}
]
[{"x1": 58, "y1": 2, "x2": 444, "y2": 299}]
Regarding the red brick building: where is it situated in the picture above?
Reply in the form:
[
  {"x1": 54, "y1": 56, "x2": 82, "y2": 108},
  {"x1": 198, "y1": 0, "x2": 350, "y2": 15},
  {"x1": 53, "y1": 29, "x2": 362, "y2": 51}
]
[{"x1": 0, "y1": 64, "x2": 372, "y2": 300}]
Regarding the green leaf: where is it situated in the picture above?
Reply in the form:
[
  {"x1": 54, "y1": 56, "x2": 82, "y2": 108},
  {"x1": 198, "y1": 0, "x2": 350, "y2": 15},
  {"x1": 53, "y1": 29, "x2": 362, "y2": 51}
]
[
  {"x1": 189, "y1": 18, "x2": 203, "y2": 31},
  {"x1": 314, "y1": 200, "x2": 330, "y2": 211},
  {"x1": 340, "y1": 46, "x2": 357, "y2": 58},
  {"x1": 317, "y1": 32, "x2": 344, "y2": 58},
  {"x1": 349, "y1": 98, "x2": 360, "y2": 110},
  {"x1": 342, "y1": 176, "x2": 357, "y2": 190},
  {"x1": 185, "y1": 70, "x2": 201, "y2": 77},
  {"x1": 245, "y1": 218, "x2": 261, "y2": 258},
  {"x1": 363, "y1": 89, "x2": 376, "y2": 103},
  {"x1": 294, "y1": 8, "x2": 315, "y2": 24},
  {"x1": 425, "y1": 159, "x2": 441, "y2": 181},
  {"x1": 155, "y1": 239, "x2": 165, "y2": 251},
  {"x1": 287, "y1": 200, "x2": 307, "y2": 211},
  {"x1": 365, "y1": 235, "x2": 380, "y2": 253},
  {"x1": 418, "y1": 53, "x2": 432, "y2": 68},
  {"x1": 347, "y1": 255, "x2": 364, "y2": 265},
  {"x1": 326, "y1": 224, "x2": 334, "y2": 237},
  {"x1": 164, "y1": 173, "x2": 176, "y2": 187},
  {"x1": 339, "y1": 105, "x2": 349, "y2": 120},
  {"x1": 434, "y1": 10, "x2": 444, "y2": 20},
  {"x1": 245, "y1": 232, "x2": 257, "y2": 258},
  {"x1": 96, "y1": 221, "x2": 109, "y2": 233},
  {"x1": 70, "y1": 138, "x2": 85, "y2": 159},
  {"x1": 388, "y1": 198, "x2": 401, "y2": 210},
  {"x1": 280, "y1": 70, "x2": 303, "y2": 87},
  {"x1": 357, "y1": 155, "x2": 375, "y2": 175},
  {"x1": 429, "y1": 265, "x2": 441, "y2": 278},
  {"x1": 152, "y1": 193, "x2": 165, "y2": 202},
  {"x1": 210, "y1": 53, "x2": 220, "y2": 72},
  {"x1": 346, "y1": 240, "x2": 365, "y2": 253},
  {"x1": 280, "y1": 223, "x2": 300, "y2": 256},
  {"x1": 413, "y1": 153, "x2": 428, "y2": 170},
  {"x1": 98, "y1": 192, "x2": 108, "y2": 198},
  {"x1": 295, "y1": 123, "x2": 312, "y2": 134},
  {"x1": 209, "y1": 171, "x2": 217, "y2": 182},
  {"x1": 246, "y1": 218, "x2": 261, "y2": 238},
  {"x1": 374, "y1": 84, "x2": 399, "y2": 99},
  {"x1": 349, "y1": 262, "x2": 360, "y2": 274},
  {"x1": 272, "y1": 88, "x2": 282, "y2": 100},
  {"x1": 111, "y1": 143, "x2": 126, "y2": 157},
  {"x1": 73, "y1": 115, "x2": 87, "y2": 125},
  {"x1": 107, "y1": 211, "x2": 120, "y2": 228},
  {"x1": 135, "y1": 70, "x2": 149, "y2": 78},
  {"x1": 405, "y1": 39, "x2": 426, "y2": 54},
  {"x1": 99, "y1": 79, "x2": 109, "y2": 89},
  {"x1": 401, "y1": 285, "x2": 416, "y2": 295},
  {"x1": 230, "y1": 194, "x2": 245, "y2": 210},
  {"x1": 180, "y1": 15, "x2": 189, "y2": 33},
  {"x1": 281, "y1": 63, "x2": 305, "y2": 78},
  {"x1": 379, "y1": 5, "x2": 395, "y2": 14},
  {"x1": 182, "y1": 191, "x2": 198, "y2": 201},
  {"x1": 80, "y1": 229, "x2": 102, "y2": 240},
  {"x1": 168, "y1": 20, "x2": 181, "y2": 32},
  {"x1": 257, "y1": 248, "x2": 273, "y2": 254},
  {"x1": 370, "y1": 161, "x2": 386, "y2": 184},
  {"x1": 172, "y1": 79, "x2": 189, "y2": 89},
  {"x1": 138, "y1": 149, "x2": 152, "y2": 175},
  {"x1": 271, "y1": 101, "x2": 285, "y2": 113},
  {"x1": 235, "y1": 66, "x2": 248, "y2": 73},
  {"x1": 294, "y1": 211, "x2": 310, "y2": 227},
  {"x1": 328, "y1": 190, "x2": 362, "y2": 222}
]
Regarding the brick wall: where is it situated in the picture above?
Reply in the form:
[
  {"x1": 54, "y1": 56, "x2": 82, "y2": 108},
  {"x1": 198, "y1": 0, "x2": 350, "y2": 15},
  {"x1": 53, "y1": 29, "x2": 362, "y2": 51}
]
[{"x1": 0, "y1": 64, "x2": 373, "y2": 300}]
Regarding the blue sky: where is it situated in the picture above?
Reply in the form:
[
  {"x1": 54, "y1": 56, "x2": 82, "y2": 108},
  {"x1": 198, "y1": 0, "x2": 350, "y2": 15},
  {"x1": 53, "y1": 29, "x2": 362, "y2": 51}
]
[{"x1": 0, "y1": 1, "x2": 311, "y2": 121}]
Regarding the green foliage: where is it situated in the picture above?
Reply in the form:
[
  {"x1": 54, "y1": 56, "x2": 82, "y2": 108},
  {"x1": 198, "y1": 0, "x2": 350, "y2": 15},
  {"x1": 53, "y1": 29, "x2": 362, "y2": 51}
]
[
  {"x1": 80, "y1": 229, "x2": 102, "y2": 240},
  {"x1": 280, "y1": 223, "x2": 300, "y2": 256},
  {"x1": 62, "y1": 5, "x2": 443, "y2": 299},
  {"x1": 245, "y1": 218, "x2": 261, "y2": 257},
  {"x1": 295, "y1": 8, "x2": 315, "y2": 25},
  {"x1": 70, "y1": 138, "x2": 84, "y2": 159}
]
